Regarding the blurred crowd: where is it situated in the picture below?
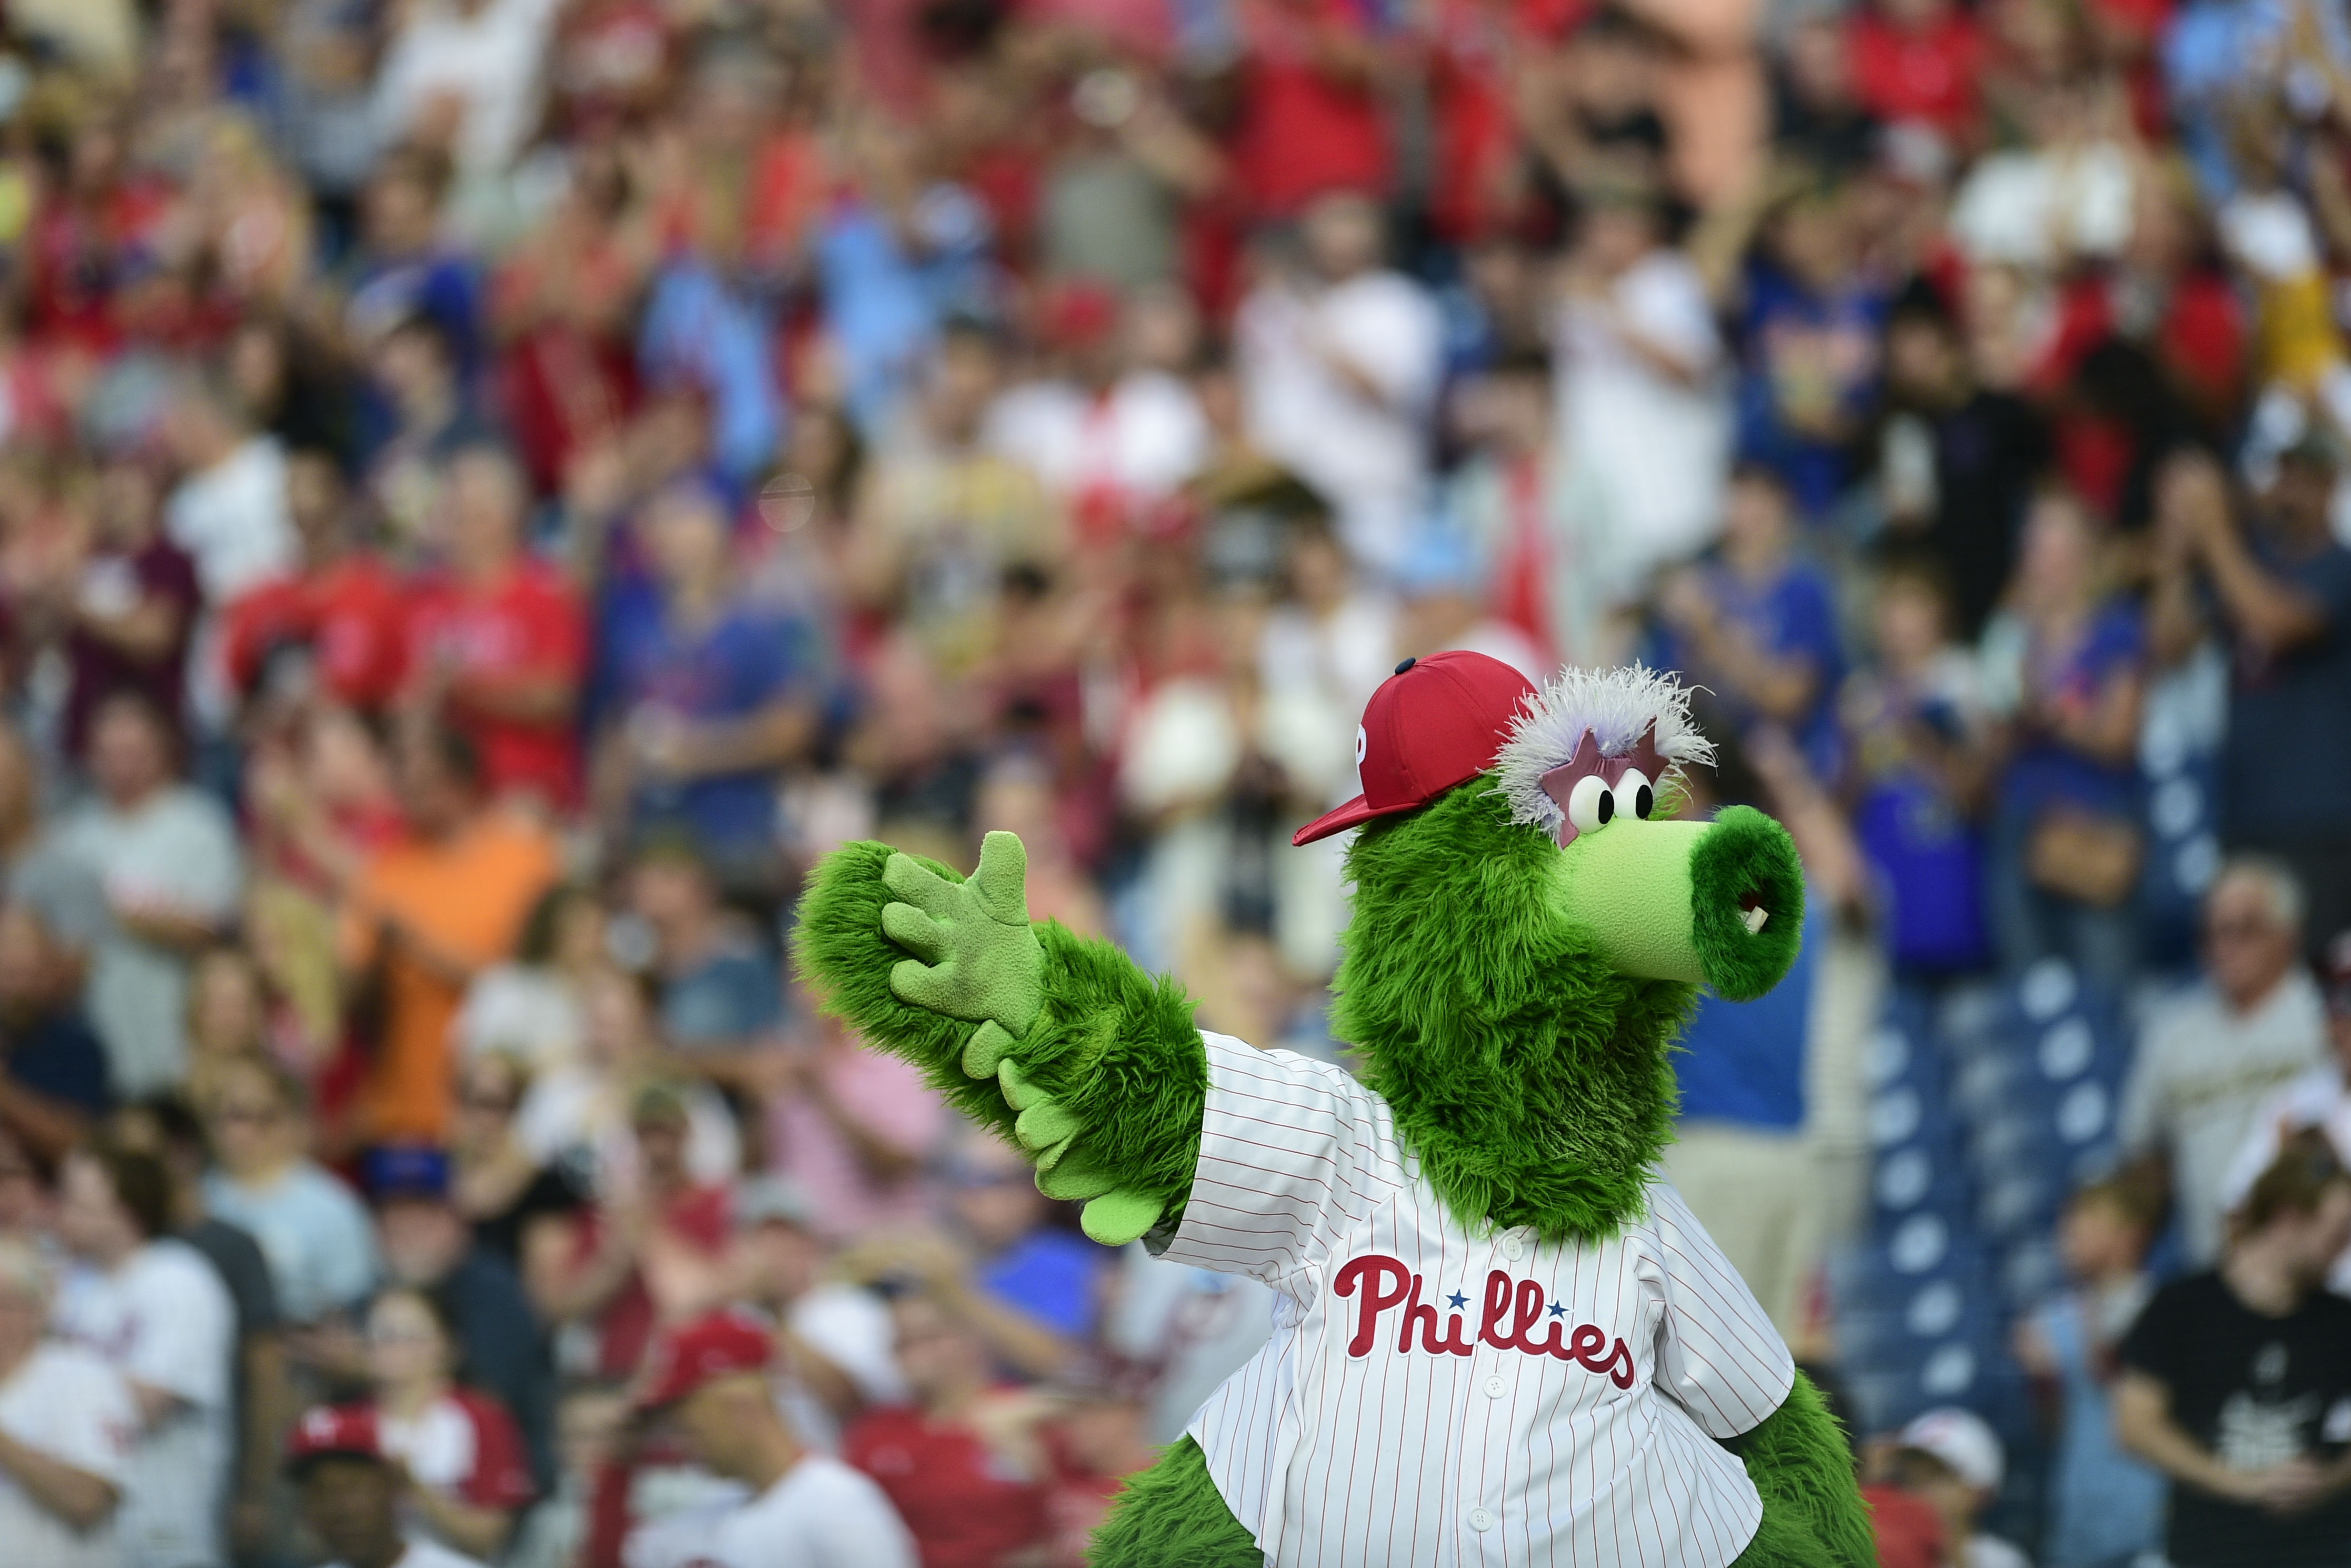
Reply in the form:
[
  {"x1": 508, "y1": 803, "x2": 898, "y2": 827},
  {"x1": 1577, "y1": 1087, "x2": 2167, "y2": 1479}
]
[{"x1": 0, "y1": 0, "x2": 2340, "y2": 1563}]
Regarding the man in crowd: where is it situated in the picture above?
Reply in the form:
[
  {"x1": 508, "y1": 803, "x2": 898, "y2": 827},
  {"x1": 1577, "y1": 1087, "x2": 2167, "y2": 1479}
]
[
  {"x1": 286, "y1": 1403, "x2": 485, "y2": 1568},
  {"x1": 367, "y1": 1146, "x2": 555, "y2": 1491},
  {"x1": 49, "y1": 1137, "x2": 237, "y2": 1568},
  {"x1": 401, "y1": 444, "x2": 587, "y2": 810},
  {"x1": 725, "y1": 1175, "x2": 903, "y2": 1452},
  {"x1": 2120, "y1": 856, "x2": 2331, "y2": 1265},
  {"x1": 0, "y1": 905, "x2": 112, "y2": 1166},
  {"x1": 338, "y1": 726, "x2": 557, "y2": 1144},
  {"x1": 625, "y1": 1311, "x2": 914, "y2": 1568},
  {"x1": 2152, "y1": 435, "x2": 2351, "y2": 952},
  {"x1": 0, "y1": 1234, "x2": 134, "y2": 1568},
  {"x1": 47, "y1": 693, "x2": 243, "y2": 1100},
  {"x1": 845, "y1": 1287, "x2": 1052, "y2": 1567},
  {"x1": 2221, "y1": 928, "x2": 2351, "y2": 1290},
  {"x1": 110, "y1": 1096, "x2": 292, "y2": 1565}
]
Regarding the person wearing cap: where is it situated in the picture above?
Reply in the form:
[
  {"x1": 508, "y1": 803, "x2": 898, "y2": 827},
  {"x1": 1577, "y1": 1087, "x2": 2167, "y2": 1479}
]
[
  {"x1": 2148, "y1": 433, "x2": 2351, "y2": 953},
  {"x1": 50, "y1": 1135, "x2": 237, "y2": 1568},
  {"x1": 353, "y1": 1144, "x2": 555, "y2": 1493},
  {"x1": 2218, "y1": 927, "x2": 2351, "y2": 1292},
  {"x1": 799, "y1": 651, "x2": 1873, "y2": 1568},
  {"x1": 722, "y1": 1174, "x2": 904, "y2": 1452},
  {"x1": 622, "y1": 1311, "x2": 914, "y2": 1568},
  {"x1": 1870, "y1": 1409, "x2": 2030, "y2": 1568},
  {"x1": 0, "y1": 1233, "x2": 136, "y2": 1568},
  {"x1": 284, "y1": 1403, "x2": 485, "y2": 1568}
]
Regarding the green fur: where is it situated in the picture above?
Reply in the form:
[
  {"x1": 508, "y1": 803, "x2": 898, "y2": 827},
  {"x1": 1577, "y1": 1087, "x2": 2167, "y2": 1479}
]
[
  {"x1": 1689, "y1": 805, "x2": 1806, "y2": 1003},
  {"x1": 1091, "y1": 1439, "x2": 1263, "y2": 1567},
  {"x1": 792, "y1": 840, "x2": 1209, "y2": 1234},
  {"x1": 1095, "y1": 1419, "x2": 1866, "y2": 1568},
  {"x1": 1730, "y1": 1372, "x2": 1878, "y2": 1568},
  {"x1": 1336, "y1": 783, "x2": 1695, "y2": 1244}
]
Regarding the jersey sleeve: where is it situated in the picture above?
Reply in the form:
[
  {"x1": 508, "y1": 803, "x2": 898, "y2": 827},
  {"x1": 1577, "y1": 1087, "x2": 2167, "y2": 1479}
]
[
  {"x1": 1644, "y1": 1180, "x2": 1796, "y2": 1440},
  {"x1": 1153, "y1": 1031, "x2": 1402, "y2": 1292}
]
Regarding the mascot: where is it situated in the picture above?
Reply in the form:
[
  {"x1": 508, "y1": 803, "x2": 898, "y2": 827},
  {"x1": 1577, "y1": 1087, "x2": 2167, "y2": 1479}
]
[{"x1": 794, "y1": 651, "x2": 1875, "y2": 1567}]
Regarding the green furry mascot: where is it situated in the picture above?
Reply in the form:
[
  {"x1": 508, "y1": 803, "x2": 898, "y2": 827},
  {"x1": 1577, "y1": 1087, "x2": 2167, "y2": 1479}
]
[{"x1": 794, "y1": 651, "x2": 1874, "y2": 1568}]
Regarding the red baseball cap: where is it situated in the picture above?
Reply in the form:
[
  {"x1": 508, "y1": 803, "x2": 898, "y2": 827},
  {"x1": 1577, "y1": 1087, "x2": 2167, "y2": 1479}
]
[
  {"x1": 1293, "y1": 650, "x2": 1539, "y2": 846},
  {"x1": 285, "y1": 1404, "x2": 383, "y2": 1472},
  {"x1": 635, "y1": 1310, "x2": 774, "y2": 1410}
]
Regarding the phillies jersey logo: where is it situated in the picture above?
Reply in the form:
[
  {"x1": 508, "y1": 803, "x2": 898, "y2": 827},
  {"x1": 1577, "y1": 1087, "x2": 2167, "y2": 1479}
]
[{"x1": 1334, "y1": 1253, "x2": 1636, "y2": 1388}]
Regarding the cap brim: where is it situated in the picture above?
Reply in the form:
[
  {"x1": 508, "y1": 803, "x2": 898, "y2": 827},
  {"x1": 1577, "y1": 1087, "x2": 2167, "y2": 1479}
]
[{"x1": 1292, "y1": 794, "x2": 1423, "y2": 847}]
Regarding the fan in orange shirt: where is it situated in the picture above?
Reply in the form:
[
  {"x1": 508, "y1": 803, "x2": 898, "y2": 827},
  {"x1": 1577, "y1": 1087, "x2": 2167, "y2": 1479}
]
[{"x1": 337, "y1": 726, "x2": 558, "y2": 1144}]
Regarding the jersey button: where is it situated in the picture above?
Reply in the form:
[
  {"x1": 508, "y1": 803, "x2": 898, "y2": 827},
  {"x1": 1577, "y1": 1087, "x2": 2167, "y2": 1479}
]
[
  {"x1": 1468, "y1": 1506, "x2": 1496, "y2": 1532},
  {"x1": 1499, "y1": 1235, "x2": 1525, "y2": 1262},
  {"x1": 1483, "y1": 1374, "x2": 1507, "y2": 1398}
]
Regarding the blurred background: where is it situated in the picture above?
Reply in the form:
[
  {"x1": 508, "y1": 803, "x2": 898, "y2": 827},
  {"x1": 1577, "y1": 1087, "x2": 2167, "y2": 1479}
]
[{"x1": 0, "y1": 0, "x2": 2343, "y2": 1562}]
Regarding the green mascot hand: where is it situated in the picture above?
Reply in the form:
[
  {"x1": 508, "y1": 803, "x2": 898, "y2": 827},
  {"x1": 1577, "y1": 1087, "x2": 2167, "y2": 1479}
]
[
  {"x1": 880, "y1": 832, "x2": 1046, "y2": 1035},
  {"x1": 880, "y1": 831, "x2": 1171, "y2": 1247}
]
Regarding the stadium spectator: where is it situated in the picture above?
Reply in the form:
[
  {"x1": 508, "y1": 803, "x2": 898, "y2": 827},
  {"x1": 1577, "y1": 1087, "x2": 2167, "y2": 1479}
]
[
  {"x1": 361, "y1": 1146, "x2": 556, "y2": 1492},
  {"x1": 359, "y1": 1284, "x2": 534, "y2": 1557},
  {"x1": 50, "y1": 1137, "x2": 238, "y2": 1568},
  {"x1": 2115, "y1": 1132, "x2": 2351, "y2": 1568},
  {"x1": 49, "y1": 693, "x2": 243, "y2": 1101},
  {"x1": 2150, "y1": 436, "x2": 2351, "y2": 953},
  {"x1": 627, "y1": 1311, "x2": 915, "y2": 1568},
  {"x1": 1982, "y1": 486, "x2": 2148, "y2": 987},
  {"x1": 2121, "y1": 857, "x2": 2330, "y2": 1265},
  {"x1": 198, "y1": 1055, "x2": 379, "y2": 1325},
  {"x1": 285, "y1": 1402, "x2": 488, "y2": 1568},
  {"x1": 2014, "y1": 1179, "x2": 2167, "y2": 1568},
  {"x1": 338, "y1": 726, "x2": 559, "y2": 1144},
  {"x1": 0, "y1": 1234, "x2": 133, "y2": 1567},
  {"x1": 0, "y1": 905, "x2": 111, "y2": 1163},
  {"x1": 845, "y1": 1287, "x2": 1053, "y2": 1568}
]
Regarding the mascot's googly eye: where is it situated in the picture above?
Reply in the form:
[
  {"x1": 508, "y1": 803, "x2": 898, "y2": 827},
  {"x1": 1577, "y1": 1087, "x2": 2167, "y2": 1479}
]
[
  {"x1": 1566, "y1": 773, "x2": 1614, "y2": 835},
  {"x1": 1354, "y1": 726, "x2": 1368, "y2": 766},
  {"x1": 1616, "y1": 768, "x2": 1655, "y2": 821}
]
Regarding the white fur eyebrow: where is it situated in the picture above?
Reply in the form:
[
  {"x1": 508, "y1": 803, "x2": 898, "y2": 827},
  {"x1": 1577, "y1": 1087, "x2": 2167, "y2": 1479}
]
[{"x1": 1493, "y1": 664, "x2": 1715, "y2": 834}]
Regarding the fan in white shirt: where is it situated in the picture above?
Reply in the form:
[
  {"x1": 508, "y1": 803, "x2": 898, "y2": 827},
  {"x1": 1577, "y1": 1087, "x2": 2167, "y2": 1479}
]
[
  {"x1": 623, "y1": 1311, "x2": 915, "y2": 1568},
  {"x1": 51, "y1": 1143, "x2": 237, "y2": 1568},
  {"x1": 0, "y1": 1237, "x2": 135, "y2": 1568}
]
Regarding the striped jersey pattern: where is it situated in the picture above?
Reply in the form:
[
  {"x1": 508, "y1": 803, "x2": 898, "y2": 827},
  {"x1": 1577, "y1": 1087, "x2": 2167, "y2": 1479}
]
[{"x1": 1156, "y1": 1032, "x2": 1795, "y2": 1567}]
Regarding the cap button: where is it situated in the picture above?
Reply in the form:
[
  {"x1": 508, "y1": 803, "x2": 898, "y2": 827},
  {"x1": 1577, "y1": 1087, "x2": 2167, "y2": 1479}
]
[{"x1": 1394, "y1": 657, "x2": 1417, "y2": 675}]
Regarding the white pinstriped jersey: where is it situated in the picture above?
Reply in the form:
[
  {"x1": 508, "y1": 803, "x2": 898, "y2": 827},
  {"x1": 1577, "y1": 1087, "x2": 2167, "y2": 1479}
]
[{"x1": 1156, "y1": 1033, "x2": 1795, "y2": 1567}]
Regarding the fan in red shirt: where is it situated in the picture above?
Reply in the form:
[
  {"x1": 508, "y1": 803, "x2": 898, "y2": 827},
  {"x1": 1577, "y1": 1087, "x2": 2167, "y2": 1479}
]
[
  {"x1": 1418, "y1": 0, "x2": 1587, "y2": 245},
  {"x1": 223, "y1": 448, "x2": 409, "y2": 715},
  {"x1": 1225, "y1": 0, "x2": 1396, "y2": 221},
  {"x1": 354, "y1": 1285, "x2": 537, "y2": 1561},
  {"x1": 400, "y1": 444, "x2": 588, "y2": 809},
  {"x1": 1845, "y1": 0, "x2": 1983, "y2": 141},
  {"x1": 846, "y1": 1288, "x2": 1053, "y2": 1568}
]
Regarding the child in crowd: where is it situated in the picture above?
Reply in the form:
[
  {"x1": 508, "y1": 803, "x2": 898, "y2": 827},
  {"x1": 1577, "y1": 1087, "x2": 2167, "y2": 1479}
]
[
  {"x1": 2015, "y1": 1179, "x2": 2167, "y2": 1568},
  {"x1": 1870, "y1": 1406, "x2": 2035, "y2": 1568}
]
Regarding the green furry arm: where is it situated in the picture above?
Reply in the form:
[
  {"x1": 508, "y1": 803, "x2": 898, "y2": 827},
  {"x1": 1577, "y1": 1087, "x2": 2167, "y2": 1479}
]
[
  {"x1": 1727, "y1": 1372, "x2": 1875, "y2": 1568},
  {"x1": 790, "y1": 837, "x2": 1209, "y2": 1243}
]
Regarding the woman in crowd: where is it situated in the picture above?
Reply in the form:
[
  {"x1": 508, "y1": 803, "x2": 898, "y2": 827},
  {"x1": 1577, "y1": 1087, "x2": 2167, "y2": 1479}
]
[
  {"x1": 362, "y1": 1283, "x2": 537, "y2": 1559},
  {"x1": 1983, "y1": 487, "x2": 2148, "y2": 988}
]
